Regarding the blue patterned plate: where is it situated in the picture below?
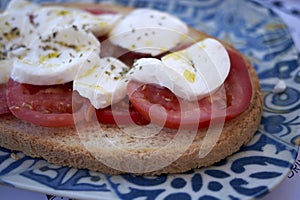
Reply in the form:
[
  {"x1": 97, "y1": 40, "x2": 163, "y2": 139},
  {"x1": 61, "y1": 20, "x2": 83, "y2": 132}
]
[{"x1": 0, "y1": 0, "x2": 299, "y2": 199}]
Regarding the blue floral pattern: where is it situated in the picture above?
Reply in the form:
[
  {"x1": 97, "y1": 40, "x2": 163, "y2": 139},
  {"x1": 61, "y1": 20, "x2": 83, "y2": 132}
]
[{"x1": 0, "y1": 0, "x2": 299, "y2": 200}]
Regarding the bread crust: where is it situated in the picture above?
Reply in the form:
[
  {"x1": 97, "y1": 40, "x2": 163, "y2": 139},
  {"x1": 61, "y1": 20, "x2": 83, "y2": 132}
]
[{"x1": 0, "y1": 3, "x2": 262, "y2": 175}]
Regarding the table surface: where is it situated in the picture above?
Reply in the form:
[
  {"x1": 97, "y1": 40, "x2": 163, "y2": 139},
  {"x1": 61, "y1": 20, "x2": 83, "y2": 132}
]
[{"x1": 1, "y1": 0, "x2": 300, "y2": 199}]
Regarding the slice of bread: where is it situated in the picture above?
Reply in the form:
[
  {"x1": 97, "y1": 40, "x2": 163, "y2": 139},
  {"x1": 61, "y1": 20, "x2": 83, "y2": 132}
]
[{"x1": 0, "y1": 3, "x2": 262, "y2": 175}]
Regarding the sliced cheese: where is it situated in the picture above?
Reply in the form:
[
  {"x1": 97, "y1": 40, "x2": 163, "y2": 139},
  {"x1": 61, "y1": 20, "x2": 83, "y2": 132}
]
[
  {"x1": 162, "y1": 38, "x2": 231, "y2": 100},
  {"x1": 33, "y1": 6, "x2": 122, "y2": 37},
  {"x1": 5, "y1": 0, "x2": 39, "y2": 15},
  {"x1": 109, "y1": 8, "x2": 188, "y2": 56},
  {"x1": 10, "y1": 26, "x2": 101, "y2": 85},
  {"x1": 127, "y1": 38, "x2": 230, "y2": 101},
  {"x1": 0, "y1": 12, "x2": 36, "y2": 84},
  {"x1": 74, "y1": 57, "x2": 130, "y2": 109}
]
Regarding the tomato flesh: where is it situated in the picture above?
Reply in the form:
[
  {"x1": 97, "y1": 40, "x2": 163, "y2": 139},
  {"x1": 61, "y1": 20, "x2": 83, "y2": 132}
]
[
  {"x1": 0, "y1": 84, "x2": 10, "y2": 115},
  {"x1": 222, "y1": 49, "x2": 253, "y2": 119},
  {"x1": 96, "y1": 98, "x2": 149, "y2": 125},
  {"x1": 6, "y1": 79, "x2": 149, "y2": 127},
  {"x1": 99, "y1": 36, "x2": 152, "y2": 66},
  {"x1": 6, "y1": 79, "x2": 75, "y2": 127},
  {"x1": 85, "y1": 8, "x2": 117, "y2": 15},
  {"x1": 127, "y1": 49, "x2": 253, "y2": 129}
]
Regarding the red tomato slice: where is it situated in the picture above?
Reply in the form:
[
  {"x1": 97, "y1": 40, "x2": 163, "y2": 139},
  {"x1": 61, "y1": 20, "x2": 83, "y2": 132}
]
[
  {"x1": 223, "y1": 49, "x2": 253, "y2": 120},
  {"x1": 127, "y1": 49, "x2": 253, "y2": 129},
  {"x1": 100, "y1": 37, "x2": 152, "y2": 66},
  {"x1": 6, "y1": 79, "x2": 75, "y2": 127},
  {"x1": 84, "y1": 8, "x2": 117, "y2": 15},
  {"x1": 96, "y1": 98, "x2": 149, "y2": 125},
  {"x1": 0, "y1": 84, "x2": 10, "y2": 115}
]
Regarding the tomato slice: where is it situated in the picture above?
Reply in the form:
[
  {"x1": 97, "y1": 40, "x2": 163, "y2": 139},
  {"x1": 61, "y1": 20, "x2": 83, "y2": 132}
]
[
  {"x1": 99, "y1": 37, "x2": 152, "y2": 66},
  {"x1": 96, "y1": 98, "x2": 149, "y2": 125},
  {"x1": 6, "y1": 79, "x2": 75, "y2": 127},
  {"x1": 0, "y1": 84, "x2": 10, "y2": 115},
  {"x1": 222, "y1": 49, "x2": 253, "y2": 120},
  {"x1": 84, "y1": 8, "x2": 117, "y2": 15},
  {"x1": 127, "y1": 49, "x2": 253, "y2": 129},
  {"x1": 6, "y1": 78, "x2": 148, "y2": 127}
]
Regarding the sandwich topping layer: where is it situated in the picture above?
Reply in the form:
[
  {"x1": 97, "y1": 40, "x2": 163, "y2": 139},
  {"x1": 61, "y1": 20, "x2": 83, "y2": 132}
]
[{"x1": 1, "y1": 0, "x2": 253, "y2": 130}]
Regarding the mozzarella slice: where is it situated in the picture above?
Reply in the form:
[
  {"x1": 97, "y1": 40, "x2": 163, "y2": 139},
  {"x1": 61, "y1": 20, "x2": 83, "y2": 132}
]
[
  {"x1": 74, "y1": 57, "x2": 130, "y2": 109},
  {"x1": 181, "y1": 38, "x2": 231, "y2": 99},
  {"x1": 5, "y1": 0, "x2": 39, "y2": 15},
  {"x1": 109, "y1": 8, "x2": 188, "y2": 56},
  {"x1": 127, "y1": 57, "x2": 200, "y2": 100},
  {"x1": 10, "y1": 26, "x2": 101, "y2": 85},
  {"x1": 33, "y1": 6, "x2": 122, "y2": 37},
  {"x1": 0, "y1": 60, "x2": 13, "y2": 84},
  {"x1": 126, "y1": 57, "x2": 177, "y2": 92},
  {"x1": 0, "y1": 12, "x2": 36, "y2": 84},
  {"x1": 77, "y1": 13, "x2": 123, "y2": 37},
  {"x1": 127, "y1": 38, "x2": 230, "y2": 101}
]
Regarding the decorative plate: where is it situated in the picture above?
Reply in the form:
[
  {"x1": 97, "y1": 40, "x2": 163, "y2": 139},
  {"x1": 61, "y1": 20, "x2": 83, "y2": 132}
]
[{"x1": 0, "y1": 0, "x2": 299, "y2": 199}]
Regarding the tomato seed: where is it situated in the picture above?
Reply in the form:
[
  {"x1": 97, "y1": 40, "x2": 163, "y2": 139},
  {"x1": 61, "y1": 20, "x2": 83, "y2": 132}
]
[
  {"x1": 22, "y1": 102, "x2": 33, "y2": 110},
  {"x1": 141, "y1": 85, "x2": 147, "y2": 91}
]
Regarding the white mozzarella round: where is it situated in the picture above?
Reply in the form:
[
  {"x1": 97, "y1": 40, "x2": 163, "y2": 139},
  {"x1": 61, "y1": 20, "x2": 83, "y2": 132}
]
[
  {"x1": 84, "y1": 13, "x2": 123, "y2": 37},
  {"x1": 33, "y1": 6, "x2": 122, "y2": 37},
  {"x1": 126, "y1": 58, "x2": 179, "y2": 93},
  {"x1": 127, "y1": 38, "x2": 230, "y2": 101},
  {"x1": 5, "y1": 0, "x2": 39, "y2": 15},
  {"x1": 74, "y1": 57, "x2": 130, "y2": 109},
  {"x1": 109, "y1": 8, "x2": 188, "y2": 56},
  {"x1": 0, "y1": 12, "x2": 36, "y2": 84},
  {"x1": 183, "y1": 38, "x2": 231, "y2": 99},
  {"x1": 127, "y1": 57, "x2": 199, "y2": 100},
  {"x1": 0, "y1": 60, "x2": 13, "y2": 84},
  {"x1": 10, "y1": 26, "x2": 101, "y2": 85},
  {"x1": 161, "y1": 50, "x2": 202, "y2": 100}
]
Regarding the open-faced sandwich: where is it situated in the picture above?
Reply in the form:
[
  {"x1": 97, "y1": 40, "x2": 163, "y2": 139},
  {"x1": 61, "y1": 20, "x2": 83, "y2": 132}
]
[{"x1": 0, "y1": 0, "x2": 262, "y2": 175}]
